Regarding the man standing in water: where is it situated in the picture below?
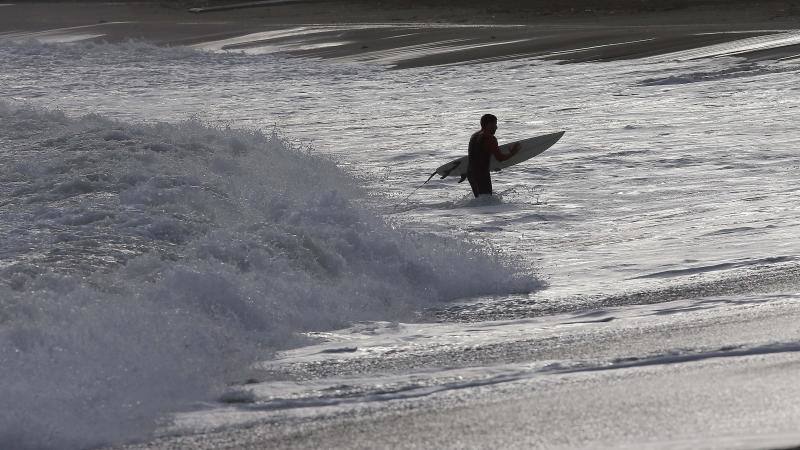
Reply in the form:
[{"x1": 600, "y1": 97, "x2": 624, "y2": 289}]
[{"x1": 467, "y1": 114, "x2": 519, "y2": 198}]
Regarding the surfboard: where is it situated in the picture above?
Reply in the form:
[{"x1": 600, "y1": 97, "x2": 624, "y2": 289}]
[{"x1": 431, "y1": 131, "x2": 565, "y2": 182}]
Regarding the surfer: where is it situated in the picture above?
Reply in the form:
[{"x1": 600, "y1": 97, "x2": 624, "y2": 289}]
[{"x1": 467, "y1": 114, "x2": 520, "y2": 197}]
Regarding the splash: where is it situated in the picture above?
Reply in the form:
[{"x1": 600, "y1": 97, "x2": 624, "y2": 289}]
[{"x1": 0, "y1": 102, "x2": 540, "y2": 449}]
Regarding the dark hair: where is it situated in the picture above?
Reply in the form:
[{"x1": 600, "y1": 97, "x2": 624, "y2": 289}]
[{"x1": 480, "y1": 114, "x2": 497, "y2": 128}]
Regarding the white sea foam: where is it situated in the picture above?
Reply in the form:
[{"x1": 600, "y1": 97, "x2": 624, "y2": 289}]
[
  {"x1": 3, "y1": 36, "x2": 800, "y2": 449},
  {"x1": 0, "y1": 101, "x2": 538, "y2": 449}
]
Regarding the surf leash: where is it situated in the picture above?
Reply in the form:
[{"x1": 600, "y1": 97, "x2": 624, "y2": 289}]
[{"x1": 391, "y1": 170, "x2": 437, "y2": 213}]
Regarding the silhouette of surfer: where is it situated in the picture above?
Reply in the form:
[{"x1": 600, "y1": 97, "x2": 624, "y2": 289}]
[{"x1": 467, "y1": 114, "x2": 520, "y2": 197}]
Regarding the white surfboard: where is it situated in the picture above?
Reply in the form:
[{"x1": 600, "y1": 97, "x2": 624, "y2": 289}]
[{"x1": 431, "y1": 131, "x2": 565, "y2": 182}]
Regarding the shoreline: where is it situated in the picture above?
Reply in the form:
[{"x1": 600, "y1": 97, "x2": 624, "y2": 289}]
[
  {"x1": 1, "y1": 2, "x2": 800, "y2": 67},
  {"x1": 9, "y1": 0, "x2": 800, "y2": 17},
  {"x1": 4, "y1": 3, "x2": 800, "y2": 450}
]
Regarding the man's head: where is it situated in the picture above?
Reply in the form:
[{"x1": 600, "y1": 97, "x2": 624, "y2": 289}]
[{"x1": 480, "y1": 114, "x2": 498, "y2": 135}]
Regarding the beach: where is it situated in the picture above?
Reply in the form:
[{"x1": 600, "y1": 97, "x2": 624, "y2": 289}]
[
  {"x1": 2, "y1": 1, "x2": 800, "y2": 449},
  {"x1": 3, "y1": 1, "x2": 800, "y2": 65}
]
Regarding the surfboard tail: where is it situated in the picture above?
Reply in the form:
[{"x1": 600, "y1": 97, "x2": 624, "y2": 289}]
[
  {"x1": 424, "y1": 171, "x2": 437, "y2": 184},
  {"x1": 435, "y1": 159, "x2": 464, "y2": 180}
]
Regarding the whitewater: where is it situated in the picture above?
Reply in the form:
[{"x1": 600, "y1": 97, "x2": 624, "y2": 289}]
[{"x1": 1, "y1": 29, "x2": 799, "y2": 449}]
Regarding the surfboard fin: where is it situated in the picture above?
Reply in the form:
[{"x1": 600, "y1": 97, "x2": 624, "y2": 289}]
[
  {"x1": 457, "y1": 174, "x2": 467, "y2": 183},
  {"x1": 438, "y1": 160, "x2": 462, "y2": 180}
]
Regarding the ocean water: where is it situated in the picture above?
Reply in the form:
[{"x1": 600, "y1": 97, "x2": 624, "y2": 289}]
[{"x1": 1, "y1": 31, "x2": 800, "y2": 449}]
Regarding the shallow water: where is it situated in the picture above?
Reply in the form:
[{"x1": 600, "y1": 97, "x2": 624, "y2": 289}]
[{"x1": 1, "y1": 30, "x2": 800, "y2": 448}]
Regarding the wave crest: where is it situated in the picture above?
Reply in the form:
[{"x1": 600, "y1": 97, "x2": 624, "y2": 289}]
[{"x1": 0, "y1": 102, "x2": 540, "y2": 449}]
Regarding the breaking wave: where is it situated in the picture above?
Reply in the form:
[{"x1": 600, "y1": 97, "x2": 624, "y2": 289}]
[
  {"x1": 0, "y1": 101, "x2": 539, "y2": 449},
  {"x1": 639, "y1": 60, "x2": 796, "y2": 86}
]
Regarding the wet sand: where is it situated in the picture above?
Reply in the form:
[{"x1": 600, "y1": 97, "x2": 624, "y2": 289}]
[
  {"x1": 5, "y1": 2, "x2": 800, "y2": 450},
  {"x1": 1, "y1": 1, "x2": 799, "y2": 66}
]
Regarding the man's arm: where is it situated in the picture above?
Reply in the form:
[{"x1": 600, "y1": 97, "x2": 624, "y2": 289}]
[{"x1": 486, "y1": 136, "x2": 520, "y2": 162}]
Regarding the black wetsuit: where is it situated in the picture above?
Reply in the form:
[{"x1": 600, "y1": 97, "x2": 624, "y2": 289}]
[{"x1": 467, "y1": 130, "x2": 500, "y2": 198}]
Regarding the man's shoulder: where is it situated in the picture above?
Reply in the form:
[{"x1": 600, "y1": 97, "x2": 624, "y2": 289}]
[{"x1": 469, "y1": 130, "x2": 497, "y2": 148}]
